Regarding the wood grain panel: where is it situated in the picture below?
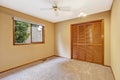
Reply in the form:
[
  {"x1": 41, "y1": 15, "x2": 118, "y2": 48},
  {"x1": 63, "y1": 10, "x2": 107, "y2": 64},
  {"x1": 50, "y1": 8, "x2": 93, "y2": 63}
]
[{"x1": 71, "y1": 20, "x2": 104, "y2": 64}]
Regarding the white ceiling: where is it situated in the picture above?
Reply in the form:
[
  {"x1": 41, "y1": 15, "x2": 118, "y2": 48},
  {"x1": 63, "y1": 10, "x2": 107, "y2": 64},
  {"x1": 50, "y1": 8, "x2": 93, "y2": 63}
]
[{"x1": 0, "y1": 0, "x2": 113, "y2": 23}]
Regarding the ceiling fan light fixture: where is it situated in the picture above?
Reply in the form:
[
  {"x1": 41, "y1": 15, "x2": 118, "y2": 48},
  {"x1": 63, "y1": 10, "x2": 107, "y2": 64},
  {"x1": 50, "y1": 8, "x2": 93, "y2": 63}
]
[{"x1": 53, "y1": 6, "x2": 58, "y2": 11}]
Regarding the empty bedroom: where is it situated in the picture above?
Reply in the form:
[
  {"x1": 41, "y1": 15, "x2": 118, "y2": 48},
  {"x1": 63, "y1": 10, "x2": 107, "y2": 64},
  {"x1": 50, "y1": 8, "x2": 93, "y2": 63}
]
[{"x1": 0, "y1": 0, "x2": 120, "y2": 80}]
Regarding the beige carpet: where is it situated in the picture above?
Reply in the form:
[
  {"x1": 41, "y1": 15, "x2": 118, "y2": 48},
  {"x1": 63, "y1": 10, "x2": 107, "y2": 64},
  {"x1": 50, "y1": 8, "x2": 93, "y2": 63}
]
[{"x1": 0, "y1": 57, "x2": 114, "y2": 80}]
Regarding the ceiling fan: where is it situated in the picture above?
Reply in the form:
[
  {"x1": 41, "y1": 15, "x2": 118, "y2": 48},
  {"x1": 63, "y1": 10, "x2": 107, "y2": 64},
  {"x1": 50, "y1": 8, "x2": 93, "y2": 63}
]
[{"x1": 40, "y1": 0, "x2": 71, "y2": 16}]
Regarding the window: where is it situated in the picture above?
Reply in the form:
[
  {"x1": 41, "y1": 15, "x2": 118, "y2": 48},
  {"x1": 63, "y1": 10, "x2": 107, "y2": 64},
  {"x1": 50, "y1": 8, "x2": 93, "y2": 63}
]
[
  {"x1": 13, "y1": 18, "x2": 44, "y2": 45},
  {"x1": 32, "y1": 24, "x2": 43, "y2": 43}
]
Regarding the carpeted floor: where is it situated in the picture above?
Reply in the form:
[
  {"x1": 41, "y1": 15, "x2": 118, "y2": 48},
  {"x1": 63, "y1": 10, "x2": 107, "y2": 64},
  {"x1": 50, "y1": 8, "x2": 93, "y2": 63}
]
[{"x1": 0, "y1": 57, "x2": 114, "y2": 80}]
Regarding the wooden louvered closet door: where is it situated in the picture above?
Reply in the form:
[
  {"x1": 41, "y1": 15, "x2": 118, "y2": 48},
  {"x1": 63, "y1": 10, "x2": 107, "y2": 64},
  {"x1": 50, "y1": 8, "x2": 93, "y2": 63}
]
[{"x1": 71, "y1": 20, "x2": 104, "y2": 64}]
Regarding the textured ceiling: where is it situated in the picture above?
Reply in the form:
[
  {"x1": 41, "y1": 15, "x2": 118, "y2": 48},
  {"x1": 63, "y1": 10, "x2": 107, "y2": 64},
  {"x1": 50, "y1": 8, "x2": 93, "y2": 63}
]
[{"x1": 0, "y1": 0, "x2": 113, "y2": 23}]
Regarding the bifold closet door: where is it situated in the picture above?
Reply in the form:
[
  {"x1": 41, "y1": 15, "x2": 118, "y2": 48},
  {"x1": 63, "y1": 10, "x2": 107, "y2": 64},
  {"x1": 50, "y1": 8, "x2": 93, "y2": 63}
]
[{"x1": 71, "y1": 20, "x2": 104, "y2": 64}]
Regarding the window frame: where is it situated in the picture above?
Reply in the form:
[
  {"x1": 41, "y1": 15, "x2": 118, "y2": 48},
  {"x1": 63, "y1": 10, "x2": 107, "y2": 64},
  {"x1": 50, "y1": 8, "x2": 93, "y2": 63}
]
[
  {"x1": 31, "y1": 24, "x2": 45, "y2": 44},
  {"x1": 13, "y1": 18, "x2": 45, "y2": 45}
]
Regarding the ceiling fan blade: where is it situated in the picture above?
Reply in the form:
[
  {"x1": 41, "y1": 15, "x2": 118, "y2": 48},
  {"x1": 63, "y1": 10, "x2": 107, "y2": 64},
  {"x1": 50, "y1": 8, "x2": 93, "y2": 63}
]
[
  {"x1": 49, "y1": 0, "x2": 63, "y2": 6},
  {"x1": 40, "y1": 8, "x2": 53, "y2": 11},
  {"x1": 49, "y1": 0, "x2": 58, "y2": 6},
  {"x1": 59, "y1": 7, "x2": 71, "y2": 11}
]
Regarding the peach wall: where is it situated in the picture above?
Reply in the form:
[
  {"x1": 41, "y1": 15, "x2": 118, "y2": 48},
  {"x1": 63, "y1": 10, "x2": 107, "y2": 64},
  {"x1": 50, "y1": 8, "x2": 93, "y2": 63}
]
[
  {"x1": 55, "y1": 11, "x2": 111, "y2": 66},
  {"x1": 111, "y1": 0, "x2": 120, "y2": 80},
  {"x1": 0, "y1": 6, "x2": 54, "y2": 72}
]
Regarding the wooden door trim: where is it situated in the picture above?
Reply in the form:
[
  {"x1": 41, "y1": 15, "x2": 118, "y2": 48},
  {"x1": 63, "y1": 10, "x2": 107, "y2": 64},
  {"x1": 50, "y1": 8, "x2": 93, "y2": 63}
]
[
  {"x1": 71, "y1": 19, "x2": 104, "y2": 65},
  {"x1": 101, "y1": 20, "x2": 104, "y2": 65},
  {"x1": 71, "y1": 19, "x2": 104, "y2": 26},
  {"x1": 71, "y1": 25, "x2": 73, "y2": 59}
]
